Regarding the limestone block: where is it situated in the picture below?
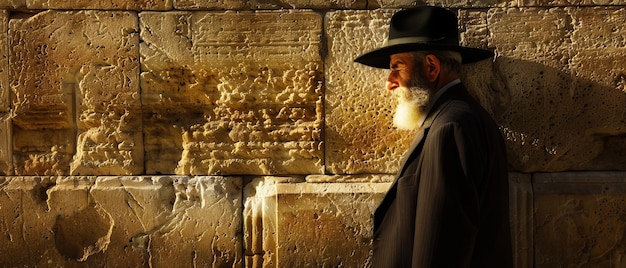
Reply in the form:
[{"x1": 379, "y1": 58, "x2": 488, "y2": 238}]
[
  {"x1": 26, "y1": 0, "x2": 172, "y2": 10},
  {"x1": 173, "y1": 0, "x2": 366, "y2": 10},
  {"x1": 325, "y1": 9, "x2": 418, "y2": 174},
  {"x1": 10, "y1": 11, "x2": 142, "y2": 175},
  {"x1": 140, "y1": 11, "x2": 323, "y2": 175},
  {"x1": 0, "y1": 176, "x2": 243, "y2": 266},
  {"x1": 243, "y1": 176, "x2": 391, "y2": 267},
  {"x1": 486, "y1": 7, "x2": 626, "y2": 172},
  {"x1": 0, "y1": 0, "x2": 25, "y2": 9},
  {"x1": 533, "y1": 172, "x2": 626, "y2": 267}
]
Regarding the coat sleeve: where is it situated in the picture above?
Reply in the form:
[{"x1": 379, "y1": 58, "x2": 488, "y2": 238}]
[{"x1": 411, "y1": 121, "x2": 482, "y2": 268}]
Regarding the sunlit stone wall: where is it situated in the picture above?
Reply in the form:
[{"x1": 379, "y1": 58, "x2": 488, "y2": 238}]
[{"x1": 1, "y1": 0, "x2": 625, "y2": 267}]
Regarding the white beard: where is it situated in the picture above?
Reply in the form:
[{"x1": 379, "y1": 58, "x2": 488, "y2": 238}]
[
  {"x1": 392, "y1": 86, "x2": 432, "y2": 130},
  {"x1": 393, "y1": 99, "x2": 424, "y2": 130}
]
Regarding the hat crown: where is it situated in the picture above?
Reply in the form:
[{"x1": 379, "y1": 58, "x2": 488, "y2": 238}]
[
  {"x1": 353, "y1": 6, "x2": 493, "y2": 68},
  {"x1": 388, "y1": 7, "x2": 459, "y2": 45}
]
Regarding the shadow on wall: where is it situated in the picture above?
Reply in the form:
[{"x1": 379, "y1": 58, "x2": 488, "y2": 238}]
[{"x1": 462, "y1": 56, "x2": 626, "y2": 173}]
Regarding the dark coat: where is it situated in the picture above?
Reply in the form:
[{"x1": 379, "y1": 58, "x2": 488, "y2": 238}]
[{"x1": 372, "y1": 84, "x2": 513, "y2": 268}]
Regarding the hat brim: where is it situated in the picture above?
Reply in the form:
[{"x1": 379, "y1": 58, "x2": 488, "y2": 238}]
[{"x1": 354, "y1": 43, "x2": 494, "y2": 69}]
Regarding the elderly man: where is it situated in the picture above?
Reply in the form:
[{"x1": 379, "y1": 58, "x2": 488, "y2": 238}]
[{"x1": 355, "y1": 6, "x2": 513, "y2": 267}]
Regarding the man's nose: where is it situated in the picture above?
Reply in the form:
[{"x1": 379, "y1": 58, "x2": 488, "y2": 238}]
[{"x1": 386, "y1": 72, "x2": 399, "y2": 91}]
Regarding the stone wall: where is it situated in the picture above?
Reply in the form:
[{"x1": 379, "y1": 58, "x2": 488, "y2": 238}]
[{"x1": 0, "y1": 0, "x2": 625, "y2": 267}]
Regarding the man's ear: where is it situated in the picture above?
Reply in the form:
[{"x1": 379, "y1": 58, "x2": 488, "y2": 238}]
[{"x1": 423, "y1": 54, "x2": 441, "y2": 83}]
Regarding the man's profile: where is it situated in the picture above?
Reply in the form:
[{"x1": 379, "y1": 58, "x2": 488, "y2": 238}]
[{"x1": 354, "y1": 6, "x2": 513, "y2": 267}]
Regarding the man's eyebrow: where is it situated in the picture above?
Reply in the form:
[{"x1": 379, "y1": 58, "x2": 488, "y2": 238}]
[{"x1": 390, "y1": 60, "x2": 405, "y2": 69}]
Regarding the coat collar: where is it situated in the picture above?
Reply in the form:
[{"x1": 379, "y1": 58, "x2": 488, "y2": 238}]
[{"x1": 417, "y1": 79, "x2": 461, "y2": 128}]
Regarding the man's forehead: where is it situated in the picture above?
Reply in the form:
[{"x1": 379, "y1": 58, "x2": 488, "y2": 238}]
[{"x1": 390, "y1": 52, "x2": 414, "y2": 63}]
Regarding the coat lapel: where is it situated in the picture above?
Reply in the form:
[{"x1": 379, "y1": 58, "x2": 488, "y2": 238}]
[
  {"x1": 374, "y1": 111, "x2": 435, "y2": 230},
  {"x1": 394, "y1": 89, "x2": 449, "y2": 180},
  {"x1": 374, "y1": 84, "x2": 463, "y2": 230},
  {"x1": 394, "y1": 83, "x2": 466, "y2": 177}
]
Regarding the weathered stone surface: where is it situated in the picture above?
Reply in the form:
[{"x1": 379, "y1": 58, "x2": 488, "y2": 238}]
[
  {"x1": 243, "y1": 176, "x2": 390, "y2": 267},
  {"x1": 0, "y1": 115, "x2": 11, "y2": 175},
  {"x1": 519, "y1": 0, "x2": 626, "y2": 6},
  {"x1": 100, "y1": 176, "x2": 243, "y2": 267},
  {"x1": 306, "y1": 173, "x2": 394, "y2": 183},
  {"x1": 173, "y1": 0, "x2": 366, "y2": 10},
  {"x1": 140, "y1": 11, "x2": 323, "y2": 175},
  {"x1": 370, "y1": 0, "x2": 516, "y2": 8},
  {"x1": 0, "y1": 10, "x2": 7, "y2": 113},
  {"x1": 0, "y1": 177, "x2": 56, "y2": 265},
  {"x1": 534, "y1": 172, "x2": 626, "y2": 267},
  {"x1": 243, "y1": 176, "x2": 302, "y2": 267},
  {"x1": 0, "y1": 176, "x2": 242, "y2": 266},
  {"x1": 366, "y1": 0, "x2": 417, "y2": 8},
  {"x1": 0, "y1": 11, "x2": 10, "y2": 175},
  {"x1": 47, "y1": 177, "x2": 114, "y2": 262},
  {"x1": 172, "y1": 0, "x2": 519, "y2": 9},
  {"x1": 10, "y1": 10, "x2": 142, "y2": 175},
  {"x1": 0, "y1": 0, "x2": 25, "y2": 8},
  {"x1": 26, "y1": 0, "x2": 171, "y2": 10},
  {"x1": 568, "y1": 7, "x2": 626, "y2": 170},
  {"x1": 173, "y1": 0, "x2": 247, "y2": 9},
  {"x1": 458, "y1": 9, "x2": 507, "y2": 118},
  {"x1": 325, "y1": 9, "x2": 417, "y2": 175},
  {"x1": 459, "y1": 9, "x2": 491, "y2": 50},
  {"x1": 486, "y1": 7, "x2": 626, "y2": 172}
]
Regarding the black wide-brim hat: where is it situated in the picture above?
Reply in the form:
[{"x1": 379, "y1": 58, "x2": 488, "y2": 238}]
[{"x1": 354, "y1": 6, "x2": 494, "y2": 69}]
